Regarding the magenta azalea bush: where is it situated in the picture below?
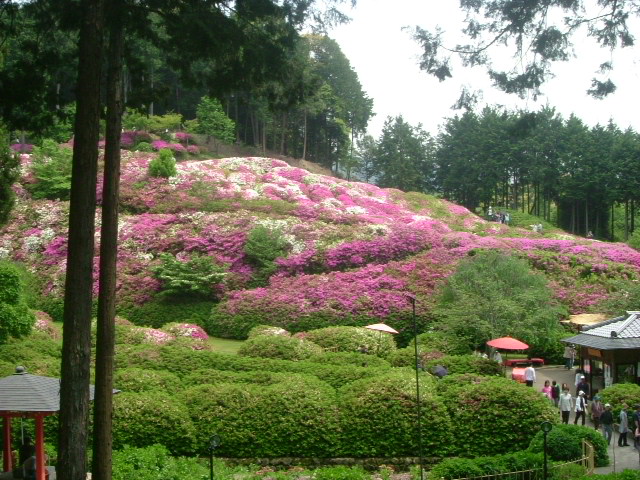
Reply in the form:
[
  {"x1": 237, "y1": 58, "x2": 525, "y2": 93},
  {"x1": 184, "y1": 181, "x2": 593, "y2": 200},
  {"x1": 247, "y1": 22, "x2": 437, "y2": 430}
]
[{"x1": 3, "y1": 150, "x2": 640, "y2": 341}]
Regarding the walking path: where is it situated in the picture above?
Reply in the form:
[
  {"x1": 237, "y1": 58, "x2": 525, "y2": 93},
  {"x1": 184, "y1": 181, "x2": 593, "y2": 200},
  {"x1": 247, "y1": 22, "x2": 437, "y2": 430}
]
[{"x1": 511, "y1": 365, "x2": 639, "y2": 473}]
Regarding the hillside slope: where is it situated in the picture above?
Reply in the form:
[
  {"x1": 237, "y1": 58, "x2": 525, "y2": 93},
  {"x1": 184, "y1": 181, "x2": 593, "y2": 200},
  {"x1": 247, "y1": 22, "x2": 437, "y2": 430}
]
[{"x1": 2, "y1": 153, "x2": 640, "y2": 343}]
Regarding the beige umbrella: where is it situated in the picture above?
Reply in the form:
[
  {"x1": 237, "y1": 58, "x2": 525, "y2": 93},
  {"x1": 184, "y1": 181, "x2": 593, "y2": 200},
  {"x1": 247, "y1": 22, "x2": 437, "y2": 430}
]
[{"x1": 364, "y1": 323, "x2": 399, "y2": 354}]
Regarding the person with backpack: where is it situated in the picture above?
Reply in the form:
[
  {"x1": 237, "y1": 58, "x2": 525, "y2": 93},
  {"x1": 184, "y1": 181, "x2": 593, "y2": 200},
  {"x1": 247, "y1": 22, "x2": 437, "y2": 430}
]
[
  {"x1": 591, "y1": 395, "x2": 604, "y2": 430},
  {"x1": 551, "y1": 380, "x2": 561, "y2": 407}
]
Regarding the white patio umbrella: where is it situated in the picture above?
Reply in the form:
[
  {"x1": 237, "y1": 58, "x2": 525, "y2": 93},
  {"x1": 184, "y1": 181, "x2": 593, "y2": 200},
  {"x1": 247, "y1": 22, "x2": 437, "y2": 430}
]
[{"x1": 364, "y1": 323, "x2": 399, "y2": 354}]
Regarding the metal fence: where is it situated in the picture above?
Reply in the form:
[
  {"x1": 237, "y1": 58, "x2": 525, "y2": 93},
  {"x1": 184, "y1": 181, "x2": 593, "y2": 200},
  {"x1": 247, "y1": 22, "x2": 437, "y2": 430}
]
[{"x1": 445, "y1": 440, "x2": 595, "y2": 480}]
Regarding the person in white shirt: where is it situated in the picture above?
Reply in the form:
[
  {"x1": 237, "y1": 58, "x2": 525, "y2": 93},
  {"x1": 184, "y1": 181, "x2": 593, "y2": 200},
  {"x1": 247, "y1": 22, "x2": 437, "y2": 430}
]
[
  {"x1": 524, "y1": 364, "x2": 536, "y2": 387},
  {"x1": 558, "y1": 388, "x2": 574, "y2": 424},
  {"x1": 574, "y1": 391, "x2": 588, "y2": 425},
  {"x1": 493, "y1": 350, "x2": 503, "y2": 364}
]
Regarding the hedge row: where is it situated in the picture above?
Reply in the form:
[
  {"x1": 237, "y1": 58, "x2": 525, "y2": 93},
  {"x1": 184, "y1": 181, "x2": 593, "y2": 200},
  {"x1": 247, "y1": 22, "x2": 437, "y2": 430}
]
[{"x1": 108, "y1": 363, "x2": 558, "y2": 460}]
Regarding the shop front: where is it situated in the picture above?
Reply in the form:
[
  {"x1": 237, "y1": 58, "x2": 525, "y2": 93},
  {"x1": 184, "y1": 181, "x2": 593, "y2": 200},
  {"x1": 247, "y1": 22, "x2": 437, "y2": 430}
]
[{"x1": 563, "y1": 312, "x2": 640, "y2": 396}]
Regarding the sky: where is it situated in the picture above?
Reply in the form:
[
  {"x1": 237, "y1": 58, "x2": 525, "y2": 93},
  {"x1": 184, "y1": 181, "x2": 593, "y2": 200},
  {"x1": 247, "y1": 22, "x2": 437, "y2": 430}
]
[{"x1": 330, "y1": 1, "x2": 640, "y2": 138}]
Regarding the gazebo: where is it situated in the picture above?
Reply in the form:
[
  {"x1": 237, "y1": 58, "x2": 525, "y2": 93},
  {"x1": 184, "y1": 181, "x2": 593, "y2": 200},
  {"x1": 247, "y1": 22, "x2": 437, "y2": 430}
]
[
  {"x1": 562, "y1": 311, "x2": 640, "y2": 395},
  {"x1": 0, "y1": 366, "x2": 98, "y2": 480}
]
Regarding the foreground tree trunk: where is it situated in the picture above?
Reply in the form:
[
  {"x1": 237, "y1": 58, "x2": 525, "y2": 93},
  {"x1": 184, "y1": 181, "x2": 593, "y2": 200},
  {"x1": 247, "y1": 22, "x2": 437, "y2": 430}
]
[
  {"x1": 58, "y1": 0, "x2": 105, "y2": 479},
  {"x1": 92, "y1": 2, "x2": 124, "y2": 479}
]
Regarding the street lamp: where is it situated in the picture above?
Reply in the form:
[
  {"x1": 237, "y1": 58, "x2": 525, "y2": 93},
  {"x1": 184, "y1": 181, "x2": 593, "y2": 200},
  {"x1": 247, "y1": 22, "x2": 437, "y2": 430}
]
[
  {"x1": 408, "y1": 294, "x2": 425, "y2": 480},
  {"x1": 541, "y1": 421, "x2": 553, "y2": 480},
  {"x1": 208, "y1": 434, "x2": 221, "y2": 480}
]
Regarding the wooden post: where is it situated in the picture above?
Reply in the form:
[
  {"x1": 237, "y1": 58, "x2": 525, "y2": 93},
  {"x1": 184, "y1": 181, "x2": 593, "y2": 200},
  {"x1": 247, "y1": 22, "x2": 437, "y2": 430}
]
[
  {"x1": 2, "y1": 416, "x2": 12, "y2": 472},
  {"x1": 35, "y1": 415, "x2": 45, "y2": 480}
]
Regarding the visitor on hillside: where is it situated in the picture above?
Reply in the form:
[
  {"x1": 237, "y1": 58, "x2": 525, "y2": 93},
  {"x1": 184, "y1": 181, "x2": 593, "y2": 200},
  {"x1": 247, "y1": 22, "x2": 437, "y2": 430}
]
[
  {"x1": 574, "y1": 391, "x2": 588, "y2": 426},
  {"x1": 551, "y1": 380, "x2": 561, "y2": 407},
  {"x1": 493, "y1": 350, "x2": 502, "y2": 364},
  {"x1": 601, "y1": 404, "x2": 614, "y2": 445},
  {"x1": 591, "y1": 394, "x2": 604, "y2": 430},
  {"x1": 633, "y1": 405, "x2": 640, "y2": 447},
  {"x1": 524, "y1": 363, "x2": 536, "y2": 387},
  {"x1": 619, "y1": 403, "x2": 630, "y2": 447},
  {"x1": 505, "y1": 212, "x2": 510, "y2": 225},
  {"x1": 587, "y1": 231, "x2": 594, "y2": 239},
  {"x1": 559, "y1": 388, "x2": 573, "y2": 424},
  {"x1": 576, "y1": 376, "x2": 590, "y2": 399},
  {"x1": 541, "y1": 380, "x2": 553, "y2": 401}
]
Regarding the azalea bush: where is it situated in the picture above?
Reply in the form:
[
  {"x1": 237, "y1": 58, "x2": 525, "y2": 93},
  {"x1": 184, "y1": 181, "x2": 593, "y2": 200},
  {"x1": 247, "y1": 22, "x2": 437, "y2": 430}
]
[
  {"x1": 112, "y1": 444, "x2": 208, "y2": 480},
  {"x1": 237, "y1": 334, "x2": 324, "y2": 361},
  {"x1": 600, "y1": 383, "x2": 640, "y2": 415},
  {"x1": 446, "y1": 377, "x2": 558, "y2": 456},
  {"x1": 528, "y1": 424, "x2": 609, "y2": 467},
  {"x1": 113, "y1": 367, "x2": 182, "y2": 394},
  {"x1": 429, "y1": 451, "x2": 546, "y2": 480},
  {"x1": 118, "y1": 297, "x2": 214, "y2": 329},
  {"x1": 302, "y1": 326, "x2": 397, "y2": 357},
  {"x1": 423, "y1": 354, "x2": 503, "y2": 376}
]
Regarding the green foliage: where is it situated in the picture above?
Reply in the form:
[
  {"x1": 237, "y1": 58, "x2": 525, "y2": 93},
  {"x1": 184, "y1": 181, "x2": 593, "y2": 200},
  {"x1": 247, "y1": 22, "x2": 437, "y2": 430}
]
[
  {"x1": 429, "y1": 451, "x2": 546, "y2": 480},
  {"x1": 600, "y1": 383, "x2": 640, "y2": 415},
  {"x1": 599, "y1": 280, "x2": 640, "y2": 316},
  {"x1": 122, "y1": 108, "x2": 152, "y2": 131},
  {"x1": 424, "y1": 354, "x2": 502, "y2": 376},
  {"x1": 117, "y1": 297, "x2": 214, "y2": 329},
  {"x1": 247, "y1": 324, "x2": 290, "y2": 338},
  {"x1": 447, "y1": 377, "x2": 559, "y2": 456},
  {"x1": 238, "y1": 334, "x2": 324, "y2": 361},
  {"x1": 313, "y1": 466, "x2": 369, "y2": 480},
  {"x1": 303, "y1": 326, "x2": 397, "y2": 357},
  {"x1": 148, "y1": 112, "x2": 183, "y2": 134},
  {"x1": 181, "y1": 376, "x2": 339, "y2": 457},
  {"x1": 306, "y1": 351, "x2": 391, "y2": 369},
  {"x1": 135, "y1": 141, "x2": 153, "y2": 152},
  {"x1": 0, "y1": 262, "x2": 35, "y2": 344},
  {"x1": 434, "y1": 373, "x2": 494, "y2": 397},
  {"x1": 112, "y1": 444, "x2": 208, "y2": 480},
  {"x1": 338, "y1": 369, "x2": 449, "y2": 457},
  {"x1": 411, "y1": 331, "x2": 471, "y2": 355},
  {"x1": 27, "y1": 139, "x2": 73, "y2": 200},
  {"x1": 432, "y1": 250, "x2": 566, "y2": 358},
  {"x1": 148, "y1": 149, "x2": 177, "y2": 178},
  {"x1": 528, "y1": 424, "x2": 609, "y2": 467},
  {"x1": 114, "y1": 367, "x2": 182, "y2": 394},
  {"x1": 0, "y1": 124, "x2": 19, "y2": 226},
  {"x1": 152, "y1": 253, "x2": 226, "y2": 299},
  {"x1": 112, "y1": 391, "x2": 196, "y2": 455},
  {"x1": 244, "y1": 225, "x2": 289, "y2": 286},
  {"x1": 195, "y1": 96, "x2": 235, "y2": 144},
  {"x1": 38, "y1": 103, "x2": 75, "y2": 143}
]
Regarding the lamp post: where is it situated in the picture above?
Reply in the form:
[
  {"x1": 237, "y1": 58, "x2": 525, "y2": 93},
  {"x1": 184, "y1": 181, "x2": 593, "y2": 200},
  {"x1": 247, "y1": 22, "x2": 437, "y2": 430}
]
[
  {"x1": 541, "y1": 421, "x2": 553, "y2": 480},
  {"x1": 409, "y1": 295, "x2": 425, "y2": 480},
  {"x1": 208, "y1": 434, "x2": 220, "y2": 480}
]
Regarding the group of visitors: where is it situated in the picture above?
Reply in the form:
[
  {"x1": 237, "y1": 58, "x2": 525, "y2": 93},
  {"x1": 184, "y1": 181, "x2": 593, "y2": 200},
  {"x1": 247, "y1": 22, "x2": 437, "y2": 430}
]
[{"x1": 486, "y1": 206, "x2": 510, "y2": 224}]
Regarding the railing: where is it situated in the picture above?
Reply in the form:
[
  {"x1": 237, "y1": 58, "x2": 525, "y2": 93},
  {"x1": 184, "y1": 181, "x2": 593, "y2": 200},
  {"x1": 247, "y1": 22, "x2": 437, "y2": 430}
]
[{"x1": 444, "y1": 440, "x2": 595, "y2": 480}]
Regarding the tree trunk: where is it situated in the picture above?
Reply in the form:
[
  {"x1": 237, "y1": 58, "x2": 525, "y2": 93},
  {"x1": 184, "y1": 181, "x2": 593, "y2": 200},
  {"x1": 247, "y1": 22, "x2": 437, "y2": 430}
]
[
  {"x1": 58, "y1": 0, "x2": 104, "y2": 479},
  {"x1": 92, "y1": 4, "x2": 123, "y2": 479},
  {"x1": 585, "y1": 198, "x2": 589, "y2": 236},
  {"x1": 302, "y1": 108, "x2": 308, "y2": 160},
  {"x1": 625, "y1": 199, "x2": 629, "y2": 240},
  {"x1": 280, "y1": 111, "x2": 287, "y2": 155},
  {"x1": 611, "y1": 203, "x2": 615, "y2": 241},
  {"x1": 632, "y1": 200, "x2": 635, "y2": 234}
]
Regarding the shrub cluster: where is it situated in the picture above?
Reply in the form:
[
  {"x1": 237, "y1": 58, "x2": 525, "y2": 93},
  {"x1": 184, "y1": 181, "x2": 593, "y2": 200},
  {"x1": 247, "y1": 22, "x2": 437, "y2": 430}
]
[
  {"x1": 302, "y1": 326, "x2": 397, "y2": 357},
  {"x1": 424, "y1": 354, "x2": 502, "y2": 376},
  {"x1": 238, "y1": 335, "x2": 324, "y2": 361},
  {"x1": 429, "y1": 451, "x2": 546, "y2": 480},
  {"x1": 148, "y1": 148, "x2": 177, "y2": 178},
  {"x1": 528, "y1": 423, "x2": 609, "y2": 467},
  {"x1": 600, "y1": 383, "x2": 640, "y2": 416}
]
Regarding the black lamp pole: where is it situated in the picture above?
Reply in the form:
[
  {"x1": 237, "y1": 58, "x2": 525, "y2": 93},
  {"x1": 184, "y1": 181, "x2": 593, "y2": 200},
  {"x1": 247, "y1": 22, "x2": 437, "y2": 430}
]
[
  {"x1": 208, "y1": 434, "x2": 220, "y2": 480},
  {"x1": 541, "y1": 421, "x2": 552, "y2": 480},
  {"x1": 410, "y1": 295, "x2": 425, "y2": 480}
]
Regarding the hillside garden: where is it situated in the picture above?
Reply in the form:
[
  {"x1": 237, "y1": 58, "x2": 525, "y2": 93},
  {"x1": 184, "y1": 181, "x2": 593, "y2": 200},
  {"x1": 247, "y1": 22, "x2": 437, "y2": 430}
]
[{"x1": 2, "y1": 138, "x2": 640, "y2": 476}]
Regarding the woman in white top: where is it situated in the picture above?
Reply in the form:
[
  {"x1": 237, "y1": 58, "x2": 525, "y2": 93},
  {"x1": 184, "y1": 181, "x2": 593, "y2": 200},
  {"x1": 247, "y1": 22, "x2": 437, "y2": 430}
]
[{"x1": 558, "y1": 388, "x2": 573, "y2": 424}]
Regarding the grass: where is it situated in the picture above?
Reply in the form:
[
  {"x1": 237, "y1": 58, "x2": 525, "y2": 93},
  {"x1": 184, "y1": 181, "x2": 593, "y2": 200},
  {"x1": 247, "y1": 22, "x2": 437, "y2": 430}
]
[{"x1": 208, "y1": 336, "x2": 244, "y2": 354}]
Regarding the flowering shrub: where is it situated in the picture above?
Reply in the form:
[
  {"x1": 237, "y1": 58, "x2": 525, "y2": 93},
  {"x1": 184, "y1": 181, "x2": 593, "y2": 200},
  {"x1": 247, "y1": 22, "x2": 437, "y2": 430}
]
[
  {"x1": 237, "y1": 335, "x2": 324, "y2": 361},
  {"x1": 10, "y1": 144, "x2": 34, "y2": 154},
  {"x1": 302, "y1": 326, "x2": 396, "y2": 357},
  {"x1": 160, "y1": 322, "x2": 208, "y2": 341}
]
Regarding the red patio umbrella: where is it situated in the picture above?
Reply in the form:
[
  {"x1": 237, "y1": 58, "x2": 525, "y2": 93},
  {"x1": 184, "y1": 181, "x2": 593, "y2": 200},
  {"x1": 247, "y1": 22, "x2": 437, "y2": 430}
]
[{"x1": 487, "y1": 336, "x2": 529, "y2": 350}]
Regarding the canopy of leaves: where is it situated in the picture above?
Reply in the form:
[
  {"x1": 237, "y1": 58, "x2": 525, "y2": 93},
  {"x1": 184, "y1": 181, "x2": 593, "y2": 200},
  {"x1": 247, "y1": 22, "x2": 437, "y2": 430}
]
[
  {"x1": 0, "y1": 261, "x2": 35, "y2": 344},
  {"x1": 152, "y1": 253, "x2": 226, "y2": 299},
  {"x1": 413, "y1": 1, "x2": 636, "y2": 98}
]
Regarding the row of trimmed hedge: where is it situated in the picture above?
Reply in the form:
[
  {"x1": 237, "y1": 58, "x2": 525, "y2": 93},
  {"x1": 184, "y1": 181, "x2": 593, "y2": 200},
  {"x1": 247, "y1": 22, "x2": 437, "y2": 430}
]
[{"x1": 108, "y1": 363, "x2": 558, "y2": 459}]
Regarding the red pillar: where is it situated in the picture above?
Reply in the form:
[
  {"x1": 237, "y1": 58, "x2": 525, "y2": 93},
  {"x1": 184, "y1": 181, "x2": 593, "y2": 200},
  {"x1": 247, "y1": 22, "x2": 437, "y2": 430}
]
[
  {"x1": 2, "y1": 416, "x2": 12, "y2": 473},
  {"x1": 35, "y1": 415, "x2": 45, "y2": 480}
]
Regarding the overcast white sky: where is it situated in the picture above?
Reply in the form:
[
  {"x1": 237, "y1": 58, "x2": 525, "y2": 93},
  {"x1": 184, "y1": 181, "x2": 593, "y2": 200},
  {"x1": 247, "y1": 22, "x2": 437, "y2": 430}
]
[{"x1": 330, "y1": 1, "x2": 640, "y2": 138}]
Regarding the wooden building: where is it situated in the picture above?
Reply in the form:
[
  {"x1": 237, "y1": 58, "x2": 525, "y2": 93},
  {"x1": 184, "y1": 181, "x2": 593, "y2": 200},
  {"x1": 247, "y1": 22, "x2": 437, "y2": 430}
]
[{"x1": 562, "y1": 311, "x2": 640, "y2": 396}]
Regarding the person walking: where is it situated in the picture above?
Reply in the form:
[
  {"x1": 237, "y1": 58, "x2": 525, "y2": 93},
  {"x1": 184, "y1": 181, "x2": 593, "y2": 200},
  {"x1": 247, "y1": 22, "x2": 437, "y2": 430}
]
[
  {"x1": 633, "y1": 405, "x2": 640, "y2": 447},
  {"x1": 524, "y1": 363, "x2": 536, "y2": 387},
  {"x1": 602, "y1": 403, "x2": 614, "y2": 445},
  {"x1": 574, "y1": 391, "x2": 588, "y2": 425},
  {"x1": 564, "y1": 346, "x2": 574, "y2": 370},
  {"x1": 559, "y1": 387, "x2": 573, "y2": 424},
  {"x1": 541, "y1": 380, "x2": 553, "y2": 401},
  {"x1": 619, "y1": 403, "x2": 630, "y2": 447},
  {"x1": 591, "y1": 395, "x2": 604, "y2": 430},
  {"x1": 551, "y1": 380, "x2": 561, "y2": 407},
  {"x1": 576, "y1": 375, "x2": 591, "y2": 398}
]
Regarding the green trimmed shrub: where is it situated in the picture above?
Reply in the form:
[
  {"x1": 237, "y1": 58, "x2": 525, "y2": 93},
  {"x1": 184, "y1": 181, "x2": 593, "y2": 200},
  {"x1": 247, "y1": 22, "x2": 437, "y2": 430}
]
[
  {"x1": 435, "y1": 373, "x2": 495, "y2": 397},
  {"x1": 148, "y1": 149, "x2": 177, "y2": 178},
  {"x1": 447, "y1": 377, "x2": 558, "y2": 456},
  {"x1": 307, "y1": 351, "x2": 391, "y2": 369},
  {"x1": 429, "y1": 451, "x2": 545, "y2": 480},
  {"x1": 601, "y1": 383, "x2": 640, "y2": 415},
  {"x1": 410, "y1": 331, "x2": 471, "y2": 355},
  {"x1": 135, "y1": 141, "x2": 152, "y2": 153},
  {"x1": 424, "y1": 354, "x2": 502, "y2": 376},
  {"x1": 112, "y1": 444, "x2": 208, "y2": 480},
  {"x1": 117, "y1": 297, "x2": 214, "y2": 329},
  {"x1": 303, "y1": 326, "x2": 397, "y2": 357},
  {"x1": 238, "y1": 334, "x2": 324, "y2": 361},
  {"x1": 387, "y1": 346, "x2": 446, "y2": 368},
  {"x1": 247, "y1": 324, "x2": 290, "y2": 338},
  {"x1": 528, "y1": 424, "x2": 609, "y2": 467},
  {"x1": 112, "y1": 391, "x2": 196, "y2": 455},
  {"x1": 181, "y1": 368, "x2": 323, "y2": 388},
  {"x1": 26, "y1": 139, "x2": 72, "y2": 200},
  {"x1": 337, "y1": 370, "x2": 449, "y2": 457},
  {"x1": 114, "y1": 367, "x2": 182, "y2": 394},
  {"x1": 181, "y1": 375, "x2": 339, "y2": 457},
  {"x1": 0, "y1": 262, "x2": 35, "y2": 344}
]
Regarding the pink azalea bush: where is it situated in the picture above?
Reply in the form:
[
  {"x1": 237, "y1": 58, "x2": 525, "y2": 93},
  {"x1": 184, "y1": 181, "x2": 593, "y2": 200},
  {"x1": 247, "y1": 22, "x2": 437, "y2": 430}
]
[{"x1": 4, "y1": 151, "x2": 640, "y2": 338}]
